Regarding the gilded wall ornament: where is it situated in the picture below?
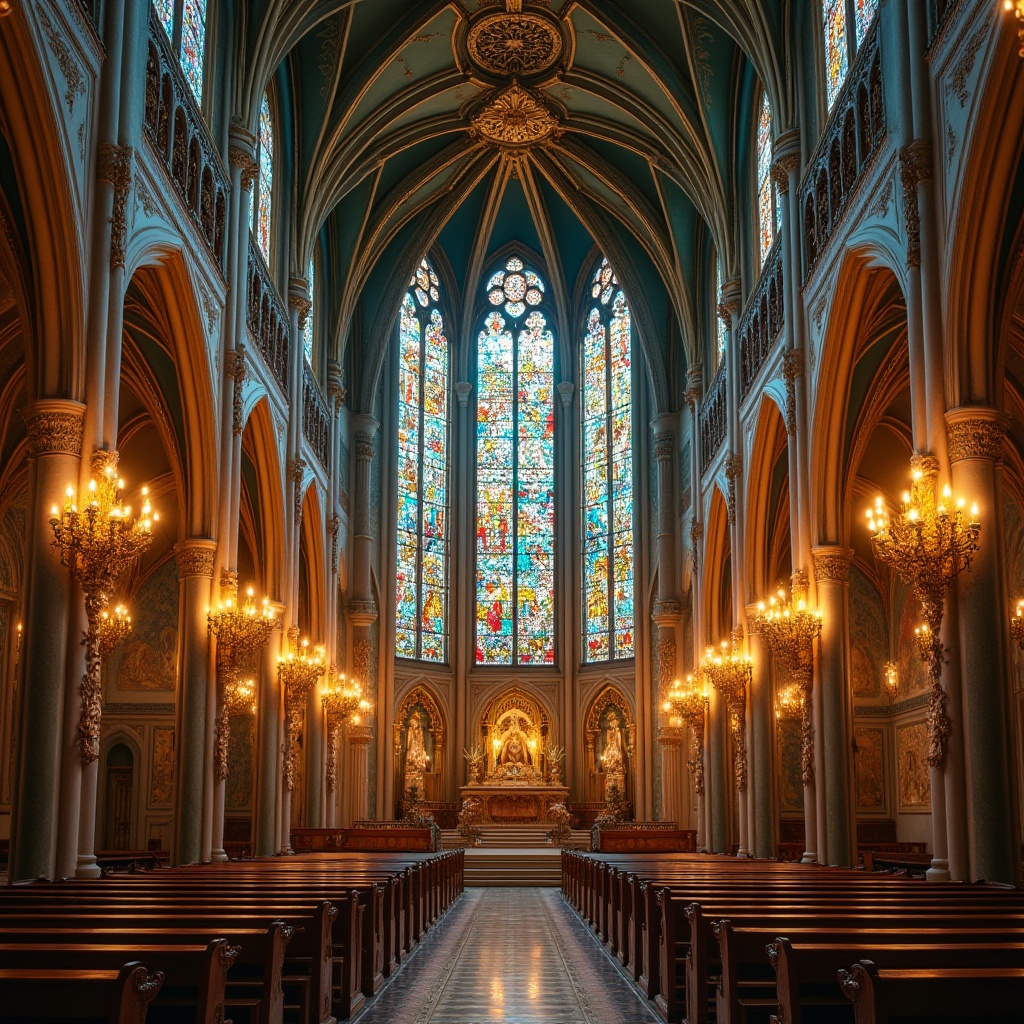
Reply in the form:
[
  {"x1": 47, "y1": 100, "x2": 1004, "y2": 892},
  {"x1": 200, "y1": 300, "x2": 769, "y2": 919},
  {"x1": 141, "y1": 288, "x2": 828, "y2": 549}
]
[
  {"x1": 472, "y1": 82, "x2": 559, "y2": 147},
  {"x1": 467, "y1": 11, "x2": 562, "y2": 78}
]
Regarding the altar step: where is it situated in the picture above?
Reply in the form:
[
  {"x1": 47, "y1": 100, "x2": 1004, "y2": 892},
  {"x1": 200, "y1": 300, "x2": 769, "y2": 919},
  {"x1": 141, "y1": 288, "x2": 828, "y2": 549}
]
[
  {"x1": 441, "y1": 825, "x2": 590, "y2": 850},
  {"x1": 462, "y1": 848, "x2": 563, "y2": 887}
]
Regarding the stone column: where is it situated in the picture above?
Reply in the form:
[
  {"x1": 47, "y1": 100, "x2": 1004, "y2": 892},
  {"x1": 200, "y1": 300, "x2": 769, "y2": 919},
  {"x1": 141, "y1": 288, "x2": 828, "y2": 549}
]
[
  {"x1": 812, "y1": 546, "x2": 854, "y2": 866},
  {"x1": 347, "y1": 723, "x2": 373, "y2": 824},
  {"x1": 9, "y1": 402, "x2": 83, "y2": 882},
  {"x1": 172, "y1": 540, "x2": 216, "y2": 865},
  {"x1": 746, "y1": 606, "x2": 774, "y2": 858},
  {"x1": 947, "y1": 409, "x2": 1017, "y2": 883}
]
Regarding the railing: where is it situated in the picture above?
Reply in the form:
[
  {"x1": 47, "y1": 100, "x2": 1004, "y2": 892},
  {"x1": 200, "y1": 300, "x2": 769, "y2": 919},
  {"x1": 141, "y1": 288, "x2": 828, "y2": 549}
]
[
  {"x1": 143, "y1": 8, "x2": 228, "y2": 265},
  {"x1": 800, "y1": 22, "x2": 884, "y2": 274},
  {"x1": 739, "y1": 243, "x2": 785, "y2": 398},
  {"x1": 246, "y1": 238, "x2": 290, "y2": 392},
  {"x1": 303, "y1": 363, "x2": 331, "y2": 469},
  {"x1": 700, "y1": 363, "x2": 728, "y2": 476}
]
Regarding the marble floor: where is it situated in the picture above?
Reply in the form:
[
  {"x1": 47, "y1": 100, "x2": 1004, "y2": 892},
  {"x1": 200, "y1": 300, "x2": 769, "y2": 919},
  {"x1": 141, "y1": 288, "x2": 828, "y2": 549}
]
[{"x1": 355, "y1": 888, "x2": 660, "y2": 1024}]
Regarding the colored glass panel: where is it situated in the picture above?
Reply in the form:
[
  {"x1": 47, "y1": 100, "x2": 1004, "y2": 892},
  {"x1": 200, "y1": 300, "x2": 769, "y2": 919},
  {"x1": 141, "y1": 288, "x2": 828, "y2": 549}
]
[
  {"x1": 854, "y1": 0, "x2": 877, "y2": 47},
  {"x1": 757, "y1": 92, "x2": 774, "y2": 267},
  {"x1": 396, "y1": 261, "x2": 450, "y2": 662},
  {"x1": 476, "y1": 257, "x2": 555, "y2": 665},
  {"x1": 582, "y1": 259, "x2": 634, "y2": 662},
  {"x1": 154, "y1": 0, "x2": 174, "y2": 39},
  {"x1": 181, "y1": 0, "x2": 206, "y2": 104},
  {"x1": 303, "y1": 256, "x2": 314, "y2": 366},
  {"x1": 823, "y1": 0, "x2": 849, "y2": 109}
]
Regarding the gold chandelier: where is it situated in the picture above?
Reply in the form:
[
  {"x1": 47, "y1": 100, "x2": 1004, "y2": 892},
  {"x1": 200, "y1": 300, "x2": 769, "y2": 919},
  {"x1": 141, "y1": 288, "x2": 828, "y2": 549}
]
[
  {"x1": 664, "y1": 674, "x2": 708, "y2": 795},
  {"x1": 50, "y1": 451, "x2": 156, "y2": 762},
  {"x1": 207, "y1": 579, "x2": 280, "y2": 780},
  {"x1": 754, "y1": 585, "x2": 821, "y2": 785},
  {"x1": 701, "y1": 641, "x2": 752, "y2": 793},
  {"x1": 321, "y1": 668, "x2": 370, "y2": 791},
  {"x1": 278, "y1": 628, "x2": 326, "y2": 792},
  {"x1": 1006, "y1": 1, "x2": 1024, "y2": 57},
  {"x1": 865, "y1": 454, "x2": 979, "y2": 767}
]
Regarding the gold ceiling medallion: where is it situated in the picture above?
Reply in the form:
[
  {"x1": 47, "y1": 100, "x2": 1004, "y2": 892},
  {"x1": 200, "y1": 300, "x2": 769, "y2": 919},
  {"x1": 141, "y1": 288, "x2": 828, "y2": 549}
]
[
  {"x1": 472, "y1": 81, "x2": 560, "y2": 147},
  {"x1": 467, "y1": 9, "x2": 563, "y2": 78}
]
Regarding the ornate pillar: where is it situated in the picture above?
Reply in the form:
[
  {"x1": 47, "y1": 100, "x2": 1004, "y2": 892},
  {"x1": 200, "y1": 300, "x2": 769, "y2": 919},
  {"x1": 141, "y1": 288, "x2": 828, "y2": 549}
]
[
  {"x1": 812, "y1": 546, "x2": 854, "y2": 866},
  {"x1": 346, "y1": 723, "x2": 373, "y2": 824},
  {"x1": 947, "y1": 410, "x2": 1017, "y2": 883},
  {"x1": 9, "y1": 402, "x2": 84, "y2": 882},
  {"x1": 745, "y1": 607, "x2": 774, "y2": 858},
  {"x1": 173, "y1": 540, "x2": 216, "y2": 865}
]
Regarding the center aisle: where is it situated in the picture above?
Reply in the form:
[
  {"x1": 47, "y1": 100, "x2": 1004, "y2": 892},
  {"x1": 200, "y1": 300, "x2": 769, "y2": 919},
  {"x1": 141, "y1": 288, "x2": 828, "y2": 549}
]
[{"x1": 356, "y1": 888, "x2": 659, "y2": 1024}]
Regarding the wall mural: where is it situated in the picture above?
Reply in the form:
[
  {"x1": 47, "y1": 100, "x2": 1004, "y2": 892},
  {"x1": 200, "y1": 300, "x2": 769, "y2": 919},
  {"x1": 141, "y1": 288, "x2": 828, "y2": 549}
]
[
  {"x1": 118, "y1": 558, "x2": 179, "y2": 691},
  {"x1": 777, "y1": 713, "x2": 803, "y2": 814},
  {"x1": 150, "y1": 726, "x2": 174, "y2": 805},
  {"x1": 225, "y1": 715, "x2": 254, "y2": 812},
  {"x1": 895, "y1": 582, "x2": 929, "y2": 698},
  {"x1": 849, "y1": 565, "x2": 886, "y2": 698},
  {"x1": 853, "y1": 726, "x2": 885, "y2": 812},
  {"x1": 896, "y1": 721, "x2": 930, "y2": 811}
]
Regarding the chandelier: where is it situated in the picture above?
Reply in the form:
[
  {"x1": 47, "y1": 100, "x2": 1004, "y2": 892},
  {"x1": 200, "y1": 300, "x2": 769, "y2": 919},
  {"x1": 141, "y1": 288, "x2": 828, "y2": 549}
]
[
  {"x1": 50, "y1": 451, "x2": 156, "y2": 762},
  {"x1": 701, "y1": 641, "x2": 752, "y2": 792},
  {"x1": 207, "y1": 579, "x2": 279, "y2": 780},
  {"x1": 1011, "y1": 600, "x2": 1024, "y2": 650},
  {"x1": 664, "y1": 674, "x2": 708, "y2": 795},
  {"x1": 754, "y1": 586, "x2": 821, "y2": 785},
  {"x1": 1006, "y1": 1, "x2": 1024, "y2": 57},
  {"x1": 321, "y1": 668, "x2": 370, "y2": 791},
  {"x1": 278, "y1": 629, "x2": 326, "y2": 792},
  {"x1": 865, "y1": 454, "x2": 979, "y2": 767}
]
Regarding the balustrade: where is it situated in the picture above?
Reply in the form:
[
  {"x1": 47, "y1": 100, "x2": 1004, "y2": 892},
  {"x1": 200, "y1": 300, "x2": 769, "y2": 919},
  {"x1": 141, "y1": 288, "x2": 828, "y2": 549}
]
[
  {"x1": 739, "y1": 244, "x2": 785, "y2": 398},
  {"x1": 800, "y1": 23, "x2": 884, "y2": 274},
  {"x1": 246, "y1": 238, "x2": 290, "y2": 393},
  {"x1": 700, "y1": 363, "x2": 728, "y2": 476},
  {"x1": 143, "y1": 8, "x2": 228, "y2": 265},
  {"x1": 303, "y1": 363, "x2": 331, "y2": 469}
]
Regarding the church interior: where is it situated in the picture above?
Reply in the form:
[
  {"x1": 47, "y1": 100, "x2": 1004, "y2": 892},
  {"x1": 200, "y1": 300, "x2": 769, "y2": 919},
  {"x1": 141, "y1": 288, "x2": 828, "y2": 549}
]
[{"x1": 1, "y1": 0, "x2": 1024, "y2": 1020}]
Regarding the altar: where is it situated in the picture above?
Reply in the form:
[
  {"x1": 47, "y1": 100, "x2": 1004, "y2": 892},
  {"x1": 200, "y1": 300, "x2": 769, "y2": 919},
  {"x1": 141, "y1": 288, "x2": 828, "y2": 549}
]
[{"x1": 459, "y1": 783, "x2": 570, "y2": 823}]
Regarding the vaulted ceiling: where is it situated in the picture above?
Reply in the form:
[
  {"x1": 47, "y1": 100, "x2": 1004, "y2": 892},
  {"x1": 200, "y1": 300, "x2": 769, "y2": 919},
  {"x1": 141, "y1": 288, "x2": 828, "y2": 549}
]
[{"x1": 230, "y1": 0, "x2": 795, "y2": 410}]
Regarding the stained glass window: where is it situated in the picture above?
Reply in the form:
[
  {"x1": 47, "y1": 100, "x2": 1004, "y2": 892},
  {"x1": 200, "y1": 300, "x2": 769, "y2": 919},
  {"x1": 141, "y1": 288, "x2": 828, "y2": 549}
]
[
  {"x1": 823, "y1": 0, "x2": 850, "y2": 109},
  {"x1": 180, "y1": 0, "x2": 206, "y2": 104},
  {"x1": 582, "y1": 258, "x2": 634, "y2": 662},
  {"x1": 154, "y1": 0, "x2": 175, "y2": 40},
  {"x1": 716, "y1": 258, "x2": 727, "y2": 368},
  {"x1": 303, "y1": 256, "x2": 314, "y2": 366},
  {"x1": 396, "y1": 259, "x2": 449, "y2": 662},
  {"x1": 251, "y1": 94, "x2": 274, "y2": 263},
  {"x1": 757, "y1": 92, "x2": 776, "y2": 268},
  {"x1": 854, "y1": 0, "x2": 877, "y2": 47},
  {"x1": 476, "y1": 256, "x2": 555, "y2": 666}
]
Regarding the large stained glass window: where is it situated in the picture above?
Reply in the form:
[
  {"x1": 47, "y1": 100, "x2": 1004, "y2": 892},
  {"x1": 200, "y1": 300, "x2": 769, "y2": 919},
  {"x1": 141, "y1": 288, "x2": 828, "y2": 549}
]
[
  {"x1": 476, "y1": 256, "x2": 555, "y2": 665},
  {"x1": 303, "y1": 256, "x2": 314, "y2": 366},
  {"x1": 823, "y1": 0, "x2": 850, "y2": 109},
  {"x1": 582, "y1": 258, "x2": 634, "y2": 662},
  {"x1": 180, "y1": 0, "x2": 207, "y2": 104},
  {"x1": 251, "y1": 94, "x2": 274, "y2": 263},
  {"x1": 396, "y1": 259, "x2": 449, "y2": 662},
  {"x1": 757, "y1": 91, "x2": 777, "y2": 267},
  {"x1": 854, "y1": 0, "x2": 877, "y2": 48}
]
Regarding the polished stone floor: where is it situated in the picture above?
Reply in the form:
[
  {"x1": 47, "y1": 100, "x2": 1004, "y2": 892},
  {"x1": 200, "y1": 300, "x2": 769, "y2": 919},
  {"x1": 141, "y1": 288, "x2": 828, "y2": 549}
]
[{"x1": 356, "y1": 888, "x2": 660, "y2": 1024}]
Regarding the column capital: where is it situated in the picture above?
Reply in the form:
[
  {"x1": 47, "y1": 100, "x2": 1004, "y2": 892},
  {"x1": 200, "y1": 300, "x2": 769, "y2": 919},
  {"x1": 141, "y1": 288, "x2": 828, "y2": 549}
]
[
  {"x1": 174, "y1": 538, "x2": 217, "y2": 579},
  {"x1": 945, "y1": 407, "x2": 1008, "y2": 463},
  {"x1": 21, "y1": 399, "x2": 86, "y2": 457},
  {"x1": 812, "y1": 545, "x2": 854, "y2": 584}
]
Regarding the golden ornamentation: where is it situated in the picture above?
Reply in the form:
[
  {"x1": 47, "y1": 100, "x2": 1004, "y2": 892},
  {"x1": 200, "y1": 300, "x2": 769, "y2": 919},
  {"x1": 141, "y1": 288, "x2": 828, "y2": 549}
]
[
  {"x1": 50, "y1": 451, "x2": 156, "y2": 762},
  {"x1": 467, "y1": 10, "x2": 562, "y2": 77},
  {"x1": 866, "y1": 455, "x2": 979, "y2": 767},
  {"x1": 754, "y1": 586, "x2": 822, "y2": 785},
  {"x1": 96, "y1": 143, "x2": 133, "y2": 270},
  {"x1": 472, "y1": 82, "x2": 559, "y2": 147},
  {"x1": 278, "y1": 628, "x2": 326, "y2": 792},
  {"x1": 945, "y1": 415, "x2": 1006, "y2": 463}
]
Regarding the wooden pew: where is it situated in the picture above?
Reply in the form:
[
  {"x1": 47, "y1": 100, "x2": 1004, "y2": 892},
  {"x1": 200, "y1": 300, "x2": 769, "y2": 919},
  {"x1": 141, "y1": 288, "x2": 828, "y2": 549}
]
[{"x1": 0, "y1": 962, "x2": 164, "y2": 1024}]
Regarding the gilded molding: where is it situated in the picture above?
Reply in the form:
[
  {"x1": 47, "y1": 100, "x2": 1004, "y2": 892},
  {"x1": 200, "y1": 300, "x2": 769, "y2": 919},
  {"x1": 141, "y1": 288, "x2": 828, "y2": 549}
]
[
  {"x1": 899, "y1": 140, "x2": 932, "y2": 269},
  {"x1": 96, "y1": 144, "x2": 134, "y2": 270},
  {"x1": 945, "y1": 414, "x2": 1006, "y2": 463},
  {"x1": 22, "y1": 404, "x2": 84, "y2": 457}
]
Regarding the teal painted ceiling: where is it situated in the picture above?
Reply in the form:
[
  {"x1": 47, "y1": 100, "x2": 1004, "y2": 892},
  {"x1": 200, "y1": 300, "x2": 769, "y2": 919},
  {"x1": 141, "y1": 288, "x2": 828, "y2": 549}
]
[{"x1": 235, "y1": 1, "x2": 797, "y2": 410}]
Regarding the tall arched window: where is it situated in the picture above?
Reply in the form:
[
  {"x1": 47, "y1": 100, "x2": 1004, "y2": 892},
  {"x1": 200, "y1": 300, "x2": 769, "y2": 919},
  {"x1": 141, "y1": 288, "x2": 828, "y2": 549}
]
[
  {"x1": 153, "y1": 0, "x2": 207, "y2": 106},
  {"x1": 303, "y1": 256, "x2": 315, "y2": 366},
  {"x1": 582, "y1": 258, "x2": 634, "y2": 662},
  {"x1": 756, "y1": 92, "x2": 777, "y2": 267},
  {"x1": 396, "y1": 259, "x2": 450, "y2": 662},
  {"x1": 476, "y1": 255, "x2": 555, "y2": 666},
  {"x1": 251, "y1": 94, "x2": 274, "y2": 263}
]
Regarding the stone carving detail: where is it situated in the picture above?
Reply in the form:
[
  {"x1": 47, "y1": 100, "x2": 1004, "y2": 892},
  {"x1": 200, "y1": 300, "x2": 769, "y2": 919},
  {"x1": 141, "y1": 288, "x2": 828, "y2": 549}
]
[
  {"x1": 96, "y1": 144, "x2": 134, "y2": 270},
  {"x1": 226, "y1": 346, "x2": 247, "y2": 436},
  {"x1": 23, "y1": 407, "x2": 84, "y2": 457},
  {"x1": 472, "y1": 83, "x2": 559, "y2": 147},
  {"x1": 899, "y1": 139, "x2": 932, "y2": 269},
  {"x1": 467, "y1": 10, "x2": 563, "y2": 77},
  {"x1": 175, "y1": 544, "x2": 215, "y2": 579},
  {"x1": 946, "y1": 416, "x2": 1006, "y2": 463}
]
